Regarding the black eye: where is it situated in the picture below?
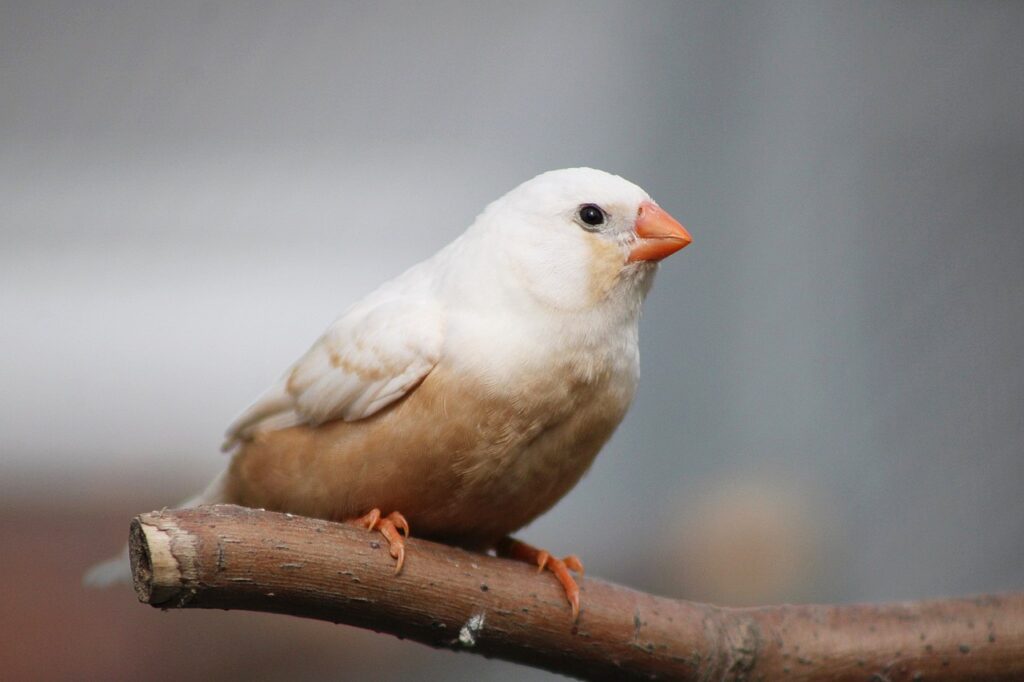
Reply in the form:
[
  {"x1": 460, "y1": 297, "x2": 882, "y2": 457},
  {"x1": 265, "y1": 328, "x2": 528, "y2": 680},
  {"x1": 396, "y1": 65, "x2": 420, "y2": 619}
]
[{"x1": 578, "y1": 204, "x2": 605, "y2": 227}]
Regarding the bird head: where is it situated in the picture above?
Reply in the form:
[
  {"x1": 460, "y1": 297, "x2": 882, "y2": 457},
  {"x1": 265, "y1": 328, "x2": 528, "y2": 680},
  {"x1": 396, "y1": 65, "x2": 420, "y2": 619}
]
[{"x1": 473, "y1": 167, "x2": 691, "y2": 313}]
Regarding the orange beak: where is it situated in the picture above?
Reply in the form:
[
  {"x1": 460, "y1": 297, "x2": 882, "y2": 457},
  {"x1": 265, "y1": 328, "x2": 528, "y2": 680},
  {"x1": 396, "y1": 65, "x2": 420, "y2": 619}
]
[{"x1": 628, "y1": 201, "x2": 692, "y2": 262}]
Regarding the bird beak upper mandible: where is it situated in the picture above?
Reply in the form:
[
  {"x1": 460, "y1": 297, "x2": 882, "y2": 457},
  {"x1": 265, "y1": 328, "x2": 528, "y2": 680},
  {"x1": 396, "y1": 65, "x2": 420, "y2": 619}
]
[{"x1": 628, "y1": 201, "x2": 692, "y2": 262}]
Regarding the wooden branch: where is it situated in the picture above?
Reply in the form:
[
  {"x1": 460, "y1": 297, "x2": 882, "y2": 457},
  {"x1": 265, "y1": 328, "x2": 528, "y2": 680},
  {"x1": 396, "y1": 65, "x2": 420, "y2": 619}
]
[{"x1": 130, "y1": 505, "x2": 1024, "y2": 681}]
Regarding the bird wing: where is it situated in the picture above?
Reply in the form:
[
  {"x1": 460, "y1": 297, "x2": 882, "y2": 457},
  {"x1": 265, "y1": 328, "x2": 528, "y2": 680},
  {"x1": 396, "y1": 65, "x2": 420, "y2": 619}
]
[{"x1": 223, "y1": 296, "x2": 444, "y2": 450}]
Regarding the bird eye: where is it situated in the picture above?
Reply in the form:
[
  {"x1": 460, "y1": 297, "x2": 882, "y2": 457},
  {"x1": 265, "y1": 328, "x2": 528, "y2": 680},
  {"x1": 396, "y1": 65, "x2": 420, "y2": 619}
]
[{"x1": 578, "y1": 204, "x2": 605, "y2": 228}]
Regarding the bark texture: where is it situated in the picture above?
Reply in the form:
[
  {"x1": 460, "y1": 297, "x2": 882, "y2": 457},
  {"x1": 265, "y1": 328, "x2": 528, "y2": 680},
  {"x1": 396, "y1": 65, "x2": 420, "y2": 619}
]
[{"x1": 130, "y1": 505, "x2": 1024, "y2": 681}]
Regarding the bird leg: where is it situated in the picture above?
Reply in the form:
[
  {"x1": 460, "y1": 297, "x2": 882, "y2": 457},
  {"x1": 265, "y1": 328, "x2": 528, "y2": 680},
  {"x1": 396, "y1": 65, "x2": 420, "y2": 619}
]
[
  {"x1": 348, "y1": 509, "x2": 410, "y2": 574},
  {"x1": 496, "y1": 537, "x2": 584, "y2": 620}
]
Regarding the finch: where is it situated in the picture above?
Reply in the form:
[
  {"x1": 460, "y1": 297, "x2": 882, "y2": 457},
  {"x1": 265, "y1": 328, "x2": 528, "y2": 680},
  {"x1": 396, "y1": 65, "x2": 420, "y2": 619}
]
[{"x1": 87, "y1": 167, "x2": 691, "y2": 620}]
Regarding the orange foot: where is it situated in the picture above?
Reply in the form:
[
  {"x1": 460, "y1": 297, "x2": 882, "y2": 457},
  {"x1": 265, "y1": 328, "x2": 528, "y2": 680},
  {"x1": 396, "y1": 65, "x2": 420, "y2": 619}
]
[
  {"x1": 496, "y1": 537, "x2": 585, "y2": 621},
  {"x1": 348, "y1": 509, "x2": 410, "y2": 574}
]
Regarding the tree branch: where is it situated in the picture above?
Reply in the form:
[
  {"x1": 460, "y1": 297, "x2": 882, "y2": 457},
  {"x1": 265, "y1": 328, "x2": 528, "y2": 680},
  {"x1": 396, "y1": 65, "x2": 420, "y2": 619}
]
[{"x1": 130, "y1": 505, "x2": 1024, "y2": 681}]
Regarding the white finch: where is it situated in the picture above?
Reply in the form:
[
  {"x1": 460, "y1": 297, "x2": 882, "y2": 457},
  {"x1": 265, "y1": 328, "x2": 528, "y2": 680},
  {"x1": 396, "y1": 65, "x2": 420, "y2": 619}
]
[{"x1": 87, "y1": 167, "x2": 691, "y2": 619}]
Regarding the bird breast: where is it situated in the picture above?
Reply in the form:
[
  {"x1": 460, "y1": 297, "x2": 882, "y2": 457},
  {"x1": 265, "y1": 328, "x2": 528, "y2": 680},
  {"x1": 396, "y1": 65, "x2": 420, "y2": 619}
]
[{"x1": 226, "y1": 333, "x2": 638, "y2": 549}]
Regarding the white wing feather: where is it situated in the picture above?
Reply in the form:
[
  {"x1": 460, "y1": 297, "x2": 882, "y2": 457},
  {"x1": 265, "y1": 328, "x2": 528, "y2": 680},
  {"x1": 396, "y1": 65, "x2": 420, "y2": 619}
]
[{"x1": 223, "y1": 297, "x2": 444, "y2": 450}]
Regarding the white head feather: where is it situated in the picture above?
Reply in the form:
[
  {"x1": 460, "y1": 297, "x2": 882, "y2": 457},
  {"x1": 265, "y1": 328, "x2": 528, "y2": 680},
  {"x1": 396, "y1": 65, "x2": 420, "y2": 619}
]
[{"x1": 436, "y1": 167, "x2": 661, "y2": 316}]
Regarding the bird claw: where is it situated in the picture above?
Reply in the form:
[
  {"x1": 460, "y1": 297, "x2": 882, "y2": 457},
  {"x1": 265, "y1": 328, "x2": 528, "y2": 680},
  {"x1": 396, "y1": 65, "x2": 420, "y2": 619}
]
[
  {"x1": 355, "y1": 508, "x2": 381, "y2": 531},
  {"x1": 497, "y1": 537, "x2": 585, "y2": 621},
  {"x1": 563, "y1": 554, "x2": 585, "y2": 578},
  {"x1": 349, "y1": 509, "x2": 410, "y2": 574}
]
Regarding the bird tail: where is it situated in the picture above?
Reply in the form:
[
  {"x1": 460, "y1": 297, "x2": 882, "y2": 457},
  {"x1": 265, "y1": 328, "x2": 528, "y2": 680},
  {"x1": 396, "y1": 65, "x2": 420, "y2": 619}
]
[{"x1": 83, "y1": 470, "x2": 228, "y2": 588}]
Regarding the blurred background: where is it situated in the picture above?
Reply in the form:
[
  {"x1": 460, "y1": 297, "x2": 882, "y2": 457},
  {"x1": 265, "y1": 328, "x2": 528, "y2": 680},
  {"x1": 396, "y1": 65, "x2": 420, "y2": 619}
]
[{"x1": 2, "y1": 2, "x2": 1023, "y2": 680}]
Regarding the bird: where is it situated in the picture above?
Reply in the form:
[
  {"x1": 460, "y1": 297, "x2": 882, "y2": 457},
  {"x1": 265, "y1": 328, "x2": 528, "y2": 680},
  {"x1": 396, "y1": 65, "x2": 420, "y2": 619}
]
[{"x1": 85, "y1": 167, "x2": 691, "y2": 620}]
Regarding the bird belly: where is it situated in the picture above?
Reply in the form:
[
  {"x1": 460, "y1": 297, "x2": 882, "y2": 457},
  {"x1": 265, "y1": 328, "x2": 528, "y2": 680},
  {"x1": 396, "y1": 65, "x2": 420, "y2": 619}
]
[{"x1": 225, "y1": 359, "x2": 634, "y2": 549}]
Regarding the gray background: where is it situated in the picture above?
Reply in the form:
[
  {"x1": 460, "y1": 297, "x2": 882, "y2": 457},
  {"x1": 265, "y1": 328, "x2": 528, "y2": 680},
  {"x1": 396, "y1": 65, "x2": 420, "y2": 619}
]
[{"x1": 2, "y1": 2, "x2": 1023, "y2": 680}]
